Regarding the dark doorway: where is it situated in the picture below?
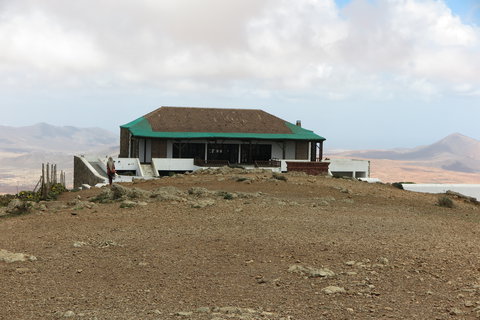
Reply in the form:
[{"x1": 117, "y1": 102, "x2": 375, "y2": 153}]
[
  {"x1": 172, "y1": 143, "x2": 205, "y2": 159},
  {"x1": 207, "y1": 144, "x2": 239, "y2": 164},
  {"x1": 241, "y1": 144, "x2": 272, "y2": 163}
]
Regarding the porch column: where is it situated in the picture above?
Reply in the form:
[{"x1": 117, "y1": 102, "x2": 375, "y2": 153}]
[
  {"x1": 307, "y1": 142, "x2": 312, "y2": 162},
  {"x1": 319, "y1": 141, "x2": 324, "y2": 161},
  {"x1": 310, "y1": 141, "x2": 317, "y2": 162},
  {"x1": 238, "y1": 144, "x2": 241, "y2": 163},
  {"x1": 204, "y1": 143, "x2": 208, "y2": 161}
]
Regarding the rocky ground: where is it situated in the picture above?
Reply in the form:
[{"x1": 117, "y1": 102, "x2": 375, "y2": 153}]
[{"x1": 1, "y1": 168, "x2": 480, "y2": 320}]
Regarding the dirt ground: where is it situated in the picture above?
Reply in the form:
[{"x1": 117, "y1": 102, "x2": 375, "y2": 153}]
[{"x1": 1, "y1": 168, "x2": 480, "y2": 320}]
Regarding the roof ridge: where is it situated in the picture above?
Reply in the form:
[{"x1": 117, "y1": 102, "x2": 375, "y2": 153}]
[{"x1": 158, "y1": 106, "x2": 264, "y2": 111}]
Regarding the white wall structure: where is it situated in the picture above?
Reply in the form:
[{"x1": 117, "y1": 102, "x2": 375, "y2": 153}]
[
  {"x1": 402, "y1": 184, "x2": 480, "y2": 201},
  {"x1": 327, "y1": 159, "x2": 370, "y2": 178},
  {"x1": 152, "y1": 158, "x2": 199, "y2": 172},
  {"x1": 113, "y1": 158, "x2": 142, "y2": 175}
]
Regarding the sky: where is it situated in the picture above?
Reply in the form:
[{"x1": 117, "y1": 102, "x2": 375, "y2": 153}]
[{"x1": 0, "y1": 0, "x2": 479, "y2": 150}]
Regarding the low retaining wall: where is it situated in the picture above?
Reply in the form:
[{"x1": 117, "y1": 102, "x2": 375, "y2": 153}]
[
  {"x1": 286, "y1": 161, "x2": 329, "y2": 175},
  {"x1": 73, "y1": 156, "x2": 105, "y2": 189},
  {"x1": 402, "y1": 184, "x2": 480, "y2": 201}
]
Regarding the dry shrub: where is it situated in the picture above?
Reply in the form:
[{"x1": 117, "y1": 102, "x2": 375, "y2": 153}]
[{"x1": 437, "y1": 196, "x2": 454, "y2": 208}]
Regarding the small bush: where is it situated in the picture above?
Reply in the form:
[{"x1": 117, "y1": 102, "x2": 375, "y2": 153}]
[
  {"x1": 391, "y1": 182, "x2": 415, "y2": 190},
  {"x1": 0, "y1": 194, "x2": 15, "y2": 207},
  {"x1": 437, "y1": 196, "x2": 454, "y2": 208},
  {"x1": 17, "y1": 191, "x2": 41, "y2": 202},
  {"x1": 229, "y1": 164, "x2": 245, "y2": 169},
  {"x1": 272, "y1": 172, "x2": 288, "y2": 181},
  {"x1": 47, "y1": 183, "x2": 67, "y2": 200},
  {"x1": 223, "y1": 193, "x2": 234, "y2": 200},
  {"x1": 216, "y1": 191, "x2": 234, "y2": 200},
  {"x1": 391, "y1": 182, "x2": 404, "y2": 190}
]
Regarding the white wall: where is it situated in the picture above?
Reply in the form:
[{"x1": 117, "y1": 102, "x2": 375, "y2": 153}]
[
  {"x1": 114, "y1": 158, "x2": 141, "y2": 174},
  {"x1": 152, "y1": 158, "x2": 199, "y2": 171},
  {"x1": 327, "y1": 159, "x2": 370, "y2": 178},
  {"x1": 402, "y1": 184, "x2": 480, "y2": 201}
]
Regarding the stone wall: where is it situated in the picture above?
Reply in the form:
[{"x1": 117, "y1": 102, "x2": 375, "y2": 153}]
[
  {"x1": 73, "y1": 156, "x2": 104, "y2": 189},
  {"x1": 287, "y1": 161, "x2": 329, "y2": 176}
]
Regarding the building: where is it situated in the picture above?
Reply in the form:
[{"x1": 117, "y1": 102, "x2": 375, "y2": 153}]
[
  {"x1": 118, "y1": 106, "x2": 328, "y2": 175},
  {"x1": 73, "y1": 106, "x2": 374, "y2": 188}
]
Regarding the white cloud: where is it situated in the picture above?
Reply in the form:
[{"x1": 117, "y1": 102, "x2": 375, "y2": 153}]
[{"x1": 0, "y1": 0, "x2": 479, "y2": 99}]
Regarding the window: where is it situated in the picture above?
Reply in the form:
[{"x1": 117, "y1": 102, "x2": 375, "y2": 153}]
[
  {"x1": 207, "y1": 144, "x2": 239, "y2": 163},
  {"x1": 173, "y1": 143, "x2": 205, "y2": 159},
  {"x1": 240, "y1": 144, "x2": 272, "y2": 163}
]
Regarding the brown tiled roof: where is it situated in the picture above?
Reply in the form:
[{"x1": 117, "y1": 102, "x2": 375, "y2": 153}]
[{"x1": 144, "y1": 106, "x2": 293, "y2": 134}]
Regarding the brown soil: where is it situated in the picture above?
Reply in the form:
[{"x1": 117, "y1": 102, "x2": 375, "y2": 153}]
[{"x1": 1, "y1": 170, "x2": 480, "y2": 319}]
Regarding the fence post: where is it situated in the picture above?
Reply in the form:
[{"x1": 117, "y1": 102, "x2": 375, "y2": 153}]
[{"x1": 41, "y1": 163, "x2": 46, "y2": 199}]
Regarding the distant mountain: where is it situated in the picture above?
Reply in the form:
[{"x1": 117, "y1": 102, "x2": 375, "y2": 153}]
[
  {"x1": 0, "y1": 123, "x2": 118, "y2": 153},
  {"x1": 332, "y1": 133, "x2": 480, "y2": 173},
  {"x1": 0, "y1": 123, "x2": 119, "y2": 193}
]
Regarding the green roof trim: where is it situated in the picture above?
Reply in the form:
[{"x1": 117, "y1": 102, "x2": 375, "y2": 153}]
[{"x1": 121, "y1": 116, "x2": 325, "y2": 141}]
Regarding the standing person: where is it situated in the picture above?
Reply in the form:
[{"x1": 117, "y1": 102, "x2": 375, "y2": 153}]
[{"x1": 106, "y1": 157, "x2": 116, "y2": 186}]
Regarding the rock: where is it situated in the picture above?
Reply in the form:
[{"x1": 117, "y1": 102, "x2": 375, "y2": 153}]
[
  {"x1": 97, "y1": 240, "x2": 120, "y2": 248},
  {"x1": 151, "y1": 187, "x2": 186, "y2": 201},
  {"x1": 188, "y1": 187, "x2": 214, "y2": 197},
  {"x1": 234, "y1": 176, "x2": 251, "y2": 183},
  {"x1": 465, "y1": 301, "x2": 474, "y2": 307},
  {"x1": 217, "y1": 307, "x2": 242, "y2": 314},
  {"x1": 346, "y1": 308, "x2": 354, "y2": 313},
  {"x1": 190, "y1": 199, "x2": 215, "y2": 209},
  {"x1": 70, "y1": 200, "x2": 96, "y2": 210},
  {"x1": 175, "y1": 311, "x2": 193, "y2": 317},
  {"x1": 446, "y1": 190, "x2": 479, "y2": 204},
  {"x1": 378, "y1": 257, "x2": 389, "y2": 265},
  {"x1": 35, "y1": 203, "x2": 47, "y2": 211},
  {"x1": 345, "y1": 261, "x2": 356, "y2": 266},
  {"x1": 6, "y1": 199, "x2": 32, "y2": 215},
  {"x1": 120, "y1": 200, "x2": 137, "y2": 208},
  {"x1": 216, "y1": 191, "x2": 236, "y2": 200},
  {"x1": 63, "y1": 311, "x2": 75, "y2": 318},
  {"x1": 73, "y1": 241, "x2": 88, "y2": 248},
  {"x1": 288, "y1": 264, "x2": 335, "y2": 278},
  {"x1": 322, "y1": 286, "x2": 346, "y2": 294},
  {"x1": 272, "y1": 172, "x2": 288, "y2": 181},
  {"x1": 0, "y1": 249, "x2": 35, "y2": 263},
  {"x1": 196, "y1": 307, "x2": 210, "y2": 313},
  {"x1": 15, "y1": 267, "x2": 35, "y2": 274},
  {"x1": 449, "y1": 308, "x2": 463, "y2": 315}
]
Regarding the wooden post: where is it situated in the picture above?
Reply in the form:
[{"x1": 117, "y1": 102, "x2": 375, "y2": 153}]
[
  {"x1": 46, "y1": 163, "x2": 50, "y2": 196},
  {"x1": 41, "y1": 163, "x2": 46, "y2": 198}
]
